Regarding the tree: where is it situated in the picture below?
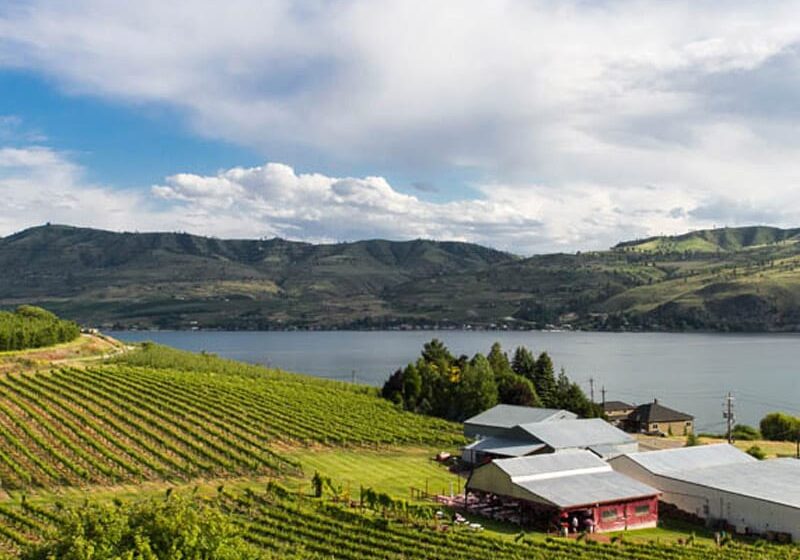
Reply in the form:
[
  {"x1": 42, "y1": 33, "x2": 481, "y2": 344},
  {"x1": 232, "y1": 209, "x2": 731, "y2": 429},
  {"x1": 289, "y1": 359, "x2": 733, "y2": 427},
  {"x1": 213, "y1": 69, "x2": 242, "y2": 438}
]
[
  {"x1": 22, "y1": 493, "x2": 259, "y2": 560},
  {"x1": 745, "y1": 445, "x2": 766, "y2": 460},
  {"x1": 533, "y1": 352, "x2": 557, "y2": 406},
  {"x1": 760, "y1": 412, "x2": 800, "y2": 441},
  {"x1": 380, "y1": 368, "x2": 405, "y2": 405},
  {"x1": 457, "y1": 354, "x2": 498, "y2": 421},
  {"x1": 511, "y1": 347, "x2": 536, "y2": 380},
  {"x1": 487, "y1": 342, "x2": 512, "y2": 378},
  {"x1": 731, "y1": 424, "x2": 761, "y2": 441},
  {"x1": 401, "y1": 363, "x2": 422, "y2": 410},
  {"x1": 497, "y1": 374, "x2": 541, "y2": 407}
]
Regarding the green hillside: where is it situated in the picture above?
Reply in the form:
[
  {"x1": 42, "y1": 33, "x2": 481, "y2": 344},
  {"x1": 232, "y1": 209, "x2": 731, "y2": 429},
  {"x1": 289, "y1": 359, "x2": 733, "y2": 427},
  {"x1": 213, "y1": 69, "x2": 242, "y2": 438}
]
[
  {"x1": 0, "y1": 344, "x2": 462, "y2": 492},
  {"x1": 7, "y1": 224, "x2": 800, "y2": 331}
]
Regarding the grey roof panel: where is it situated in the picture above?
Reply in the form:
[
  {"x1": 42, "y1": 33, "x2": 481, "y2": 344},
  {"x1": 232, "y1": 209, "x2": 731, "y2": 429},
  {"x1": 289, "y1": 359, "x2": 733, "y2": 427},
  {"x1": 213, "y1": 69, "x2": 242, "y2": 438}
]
[
  {"x1": 494, "y1": 449, "x2": 606, "y2": 477},
  {"x1": 463, "y1": 437, "x2": 547, "y2": 457},
  {"x1": 619, "y1": 444, "x2": 754, "y2": 475},
  {"x1": 674, "y1": 458, "x2": 800, "y2": 509},
  {"x1": 464, "y1": 405, "x2": 577, "y2": 428},
  {"x1": 517, "y1": 470, "x2": 659, "y2": 508},
  {"x1": 519, "y1": 418, "x2": 635, "y2": 449}
]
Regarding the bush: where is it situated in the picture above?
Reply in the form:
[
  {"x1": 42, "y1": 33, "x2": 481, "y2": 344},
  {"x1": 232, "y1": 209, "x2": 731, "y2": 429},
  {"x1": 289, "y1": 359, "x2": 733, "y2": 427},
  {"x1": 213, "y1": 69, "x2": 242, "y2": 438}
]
[
  {"x1": 745, "y1": 445, "x2": 766, "y2": 460},
  {"x1": 731, "y1": 424, "x2": 761, "y2": 441},
  {"x1": 22, "y1": 493, "x2": 260, "y2": 560},
  {"x1": 760, "y1": 412, "x2": 800, "y2": 442}
]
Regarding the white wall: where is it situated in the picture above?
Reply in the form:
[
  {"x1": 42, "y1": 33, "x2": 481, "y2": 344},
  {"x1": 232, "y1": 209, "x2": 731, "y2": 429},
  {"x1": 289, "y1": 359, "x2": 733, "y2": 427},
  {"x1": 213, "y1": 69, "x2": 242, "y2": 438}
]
[{"x1": 611, "y1": 456, "x2": 800, "y2": 540}]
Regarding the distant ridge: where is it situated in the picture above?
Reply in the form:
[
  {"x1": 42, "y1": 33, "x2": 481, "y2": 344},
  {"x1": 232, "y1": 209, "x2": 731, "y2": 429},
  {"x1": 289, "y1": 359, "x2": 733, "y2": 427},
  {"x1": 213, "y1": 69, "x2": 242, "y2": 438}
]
[
  {"x1": 614, "y1": 226, "x2": 800, "y2": 253},
  {"x1": 5, "y1": 223, "x2": 800, "y2": 332}
]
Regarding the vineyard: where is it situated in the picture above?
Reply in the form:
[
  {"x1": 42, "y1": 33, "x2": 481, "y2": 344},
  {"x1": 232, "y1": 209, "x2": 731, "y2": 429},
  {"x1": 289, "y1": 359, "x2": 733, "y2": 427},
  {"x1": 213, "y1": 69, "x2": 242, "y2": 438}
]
[
  {"x1": 0, "y1": 356, "x2": 463, "y2": 491},
  {"x1": 1, "y1": 486, "x2": 799, "y2": 559}
]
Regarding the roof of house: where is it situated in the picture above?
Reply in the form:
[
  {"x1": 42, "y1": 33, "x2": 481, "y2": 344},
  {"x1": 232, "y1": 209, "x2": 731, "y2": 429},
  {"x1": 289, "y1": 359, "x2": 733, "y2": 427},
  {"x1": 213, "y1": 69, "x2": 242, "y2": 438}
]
[
  {"x1": 612, "y1": 445, "x2": 800, "y2": 509},
  {"x1": 518, "y1": 418, "x2": 636, "y2": 450},
  {"x1": 462, "y1": 437, "x2": 547, "y2": 458},
  {"x1": 603, "y1": 400, "x2": 633, "y2": 412},
  {"x1": 464, "y1": 404, "x2": 577, "y2": 429},
  {"x1": 628, "y1": 400, "x2": 693, "y2": 424},
  {"x1": 473, "y1": 451, "x2": 659, "y2": 509},
  {"x1": 613, "y1": 444, "x2": 754, "y2": 475}
]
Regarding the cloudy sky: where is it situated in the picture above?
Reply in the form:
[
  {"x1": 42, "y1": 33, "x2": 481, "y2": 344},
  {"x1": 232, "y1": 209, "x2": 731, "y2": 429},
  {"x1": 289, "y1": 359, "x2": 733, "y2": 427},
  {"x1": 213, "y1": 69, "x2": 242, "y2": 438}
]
[{"x1": 1, "y1": 1, "x2": 800, "y2": 254}]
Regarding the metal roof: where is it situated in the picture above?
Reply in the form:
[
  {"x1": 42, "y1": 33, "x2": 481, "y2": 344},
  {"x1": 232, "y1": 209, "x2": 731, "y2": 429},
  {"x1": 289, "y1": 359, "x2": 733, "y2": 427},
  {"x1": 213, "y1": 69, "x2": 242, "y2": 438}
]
[
  {"x1": 674, "y1": 458, "x2": 800, "y2": 509},
  {"x1": 518, "y1": 418, "x2": 635, "y2": 449},
  {"x1": 615, "y1": 445, "x2": 800, "y2": 509},
  {"x1": 616, "y1": 444, "x2": 754, "y2": 475},
  {"x1": 517, "y1": 470, "x2": 659, "y2": 509},
  {"x1": 464, "y1": 405, "x2": 576, "y2": 428},
  {"x1": 493, "y1": 450, "x2": 606, "y2": 478},
  {"x1": 463, "y1": 437, "x2": 546, "y2": 458}
]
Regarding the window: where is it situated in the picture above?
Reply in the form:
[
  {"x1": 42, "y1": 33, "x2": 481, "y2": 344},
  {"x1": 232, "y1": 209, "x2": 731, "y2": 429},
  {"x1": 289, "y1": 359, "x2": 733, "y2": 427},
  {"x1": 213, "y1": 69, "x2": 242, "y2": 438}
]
[
  {"x1": 634, "y1": 505, "x2": 650, "y2": 516},
  {"x1": 601, "y1": 509, "x2": 618, "y2": 521}
]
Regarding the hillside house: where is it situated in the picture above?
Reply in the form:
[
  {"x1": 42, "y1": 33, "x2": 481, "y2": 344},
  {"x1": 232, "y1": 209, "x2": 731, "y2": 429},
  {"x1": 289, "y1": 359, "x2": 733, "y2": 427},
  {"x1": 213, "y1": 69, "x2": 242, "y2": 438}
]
[
  {"x1": 625, "y1": 399, "x2": 694, "y2": 435},
  {"x1": 466, "y1": 451, "x2": 660, "y2": 533},
  {"x1": 602, "y1": 400, "x2": 634, "y2": 426},
  {"x1": 610, "y1": 444, "x2": 800, "y2": 541}
]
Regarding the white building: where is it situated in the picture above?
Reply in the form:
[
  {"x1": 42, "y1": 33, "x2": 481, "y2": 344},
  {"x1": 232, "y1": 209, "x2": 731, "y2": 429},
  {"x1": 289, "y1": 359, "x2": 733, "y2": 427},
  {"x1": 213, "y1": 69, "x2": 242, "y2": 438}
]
[{"x1": 610, "y1": 444, "x2": 800, "y2": 541}]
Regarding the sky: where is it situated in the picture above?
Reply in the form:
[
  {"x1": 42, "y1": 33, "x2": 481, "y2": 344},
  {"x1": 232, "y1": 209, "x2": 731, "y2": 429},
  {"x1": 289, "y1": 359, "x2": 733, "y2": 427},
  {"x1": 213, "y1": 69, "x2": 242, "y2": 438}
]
[{"x1": 2, "y1": 1, "x2": 800, "y2": 254}]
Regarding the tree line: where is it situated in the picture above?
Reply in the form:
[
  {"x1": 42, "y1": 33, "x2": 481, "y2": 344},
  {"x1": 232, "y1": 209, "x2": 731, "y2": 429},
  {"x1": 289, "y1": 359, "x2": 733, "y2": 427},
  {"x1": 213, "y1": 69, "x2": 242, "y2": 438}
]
[
  {"x1": 381, "y1": 339, "x2": 601, "y2": 422},
  {"x1": 0, "y1": 305, "x2": 80, "y2": 351}
]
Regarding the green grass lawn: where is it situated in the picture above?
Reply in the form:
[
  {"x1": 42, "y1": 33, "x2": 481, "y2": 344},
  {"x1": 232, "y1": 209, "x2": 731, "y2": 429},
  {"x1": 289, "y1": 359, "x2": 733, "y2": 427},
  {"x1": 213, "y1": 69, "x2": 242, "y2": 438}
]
[{"x1": 283, "y1": 446, "x2": 462, "y2": 501}]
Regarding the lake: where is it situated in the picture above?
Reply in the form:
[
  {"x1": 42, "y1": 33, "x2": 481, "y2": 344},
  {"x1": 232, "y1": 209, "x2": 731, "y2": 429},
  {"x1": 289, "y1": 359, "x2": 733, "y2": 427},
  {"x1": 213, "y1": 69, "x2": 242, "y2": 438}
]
[{"x1": 109, "y1": 330, "x2": 800, "y2": 431}]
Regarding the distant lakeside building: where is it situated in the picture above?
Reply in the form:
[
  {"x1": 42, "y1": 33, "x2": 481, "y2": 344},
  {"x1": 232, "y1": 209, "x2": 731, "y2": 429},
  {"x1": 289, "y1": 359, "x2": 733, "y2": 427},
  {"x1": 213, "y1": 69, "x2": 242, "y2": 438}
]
[{"x1": 603, "y1": 399, "x2": 694, "y2": 436}]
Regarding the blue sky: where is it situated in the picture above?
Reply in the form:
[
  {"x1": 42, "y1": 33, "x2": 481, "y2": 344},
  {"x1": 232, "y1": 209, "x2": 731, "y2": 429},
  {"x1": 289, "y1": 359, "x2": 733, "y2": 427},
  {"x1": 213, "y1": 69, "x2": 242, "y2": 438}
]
[{"x1": 2, "y1": 1, "x2": 800, "y2": 253}]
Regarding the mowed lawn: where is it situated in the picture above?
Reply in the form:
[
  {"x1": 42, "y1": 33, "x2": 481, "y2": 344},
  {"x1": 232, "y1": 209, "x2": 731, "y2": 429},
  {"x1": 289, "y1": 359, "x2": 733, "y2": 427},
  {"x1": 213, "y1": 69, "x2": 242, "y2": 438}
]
[{"x1": 284, "y1": 447, "x2": 462, "y2": 500}]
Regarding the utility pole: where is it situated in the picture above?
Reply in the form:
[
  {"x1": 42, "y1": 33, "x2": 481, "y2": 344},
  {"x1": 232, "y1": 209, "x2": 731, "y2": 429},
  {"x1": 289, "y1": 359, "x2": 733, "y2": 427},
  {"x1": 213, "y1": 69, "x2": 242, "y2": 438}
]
[
  {"x1": 601, "y1": 386, "x2": 606, "y2": 408},
  {"x1": 723, "y1": 392, "x2": 735, "y2": 444},
  {"x1": 589, "y1": 378, "x2": 595, "y2": 404}
]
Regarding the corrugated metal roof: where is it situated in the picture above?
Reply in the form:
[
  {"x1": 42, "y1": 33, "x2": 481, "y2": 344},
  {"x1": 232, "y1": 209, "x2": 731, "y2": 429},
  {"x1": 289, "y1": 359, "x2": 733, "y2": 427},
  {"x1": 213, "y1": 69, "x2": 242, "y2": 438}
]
[
  {"x1": 464, "y1": 405, "x2": 576, "y2": 428},
  {"x1": 588, "y1": 442, "x2": 639, "y2": 459},
  {"x1": 519, "y1": 418, "x2": 635, "y2": 449},
  {"x1": 617, "y1": 444, "x2": 754, "y2": 475},
  {"x1": 517, "y1": 470, "x2": 659, "y2": 508},
  {"x1": 675, "y1": 458, "x2": 800, "y2": 509},
  {"x1": 494, "y1": 450, "x2": 606, "y2": 477},
  {"x1": 463, "y1": 437, "x2": 546, "y2": 457}
]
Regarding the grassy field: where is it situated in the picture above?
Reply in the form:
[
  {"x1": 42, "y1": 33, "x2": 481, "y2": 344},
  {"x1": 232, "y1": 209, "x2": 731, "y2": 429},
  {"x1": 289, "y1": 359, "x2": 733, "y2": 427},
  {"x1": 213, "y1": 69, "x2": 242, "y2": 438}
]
[{"x1": 284, "y1": 447, "x2": 461, "y2": 500}]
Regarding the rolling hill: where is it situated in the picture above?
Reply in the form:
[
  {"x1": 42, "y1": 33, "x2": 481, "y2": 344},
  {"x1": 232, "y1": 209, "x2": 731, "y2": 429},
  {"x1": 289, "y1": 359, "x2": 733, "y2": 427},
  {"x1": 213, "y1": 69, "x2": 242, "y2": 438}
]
[{"x1": 5, "y1": 223, "x2": 800, "y2": 331}]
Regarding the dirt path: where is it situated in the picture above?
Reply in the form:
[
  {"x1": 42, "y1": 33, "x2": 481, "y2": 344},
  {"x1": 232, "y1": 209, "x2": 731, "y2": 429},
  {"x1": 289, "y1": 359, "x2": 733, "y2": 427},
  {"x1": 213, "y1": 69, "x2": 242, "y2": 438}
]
[{"x1": 0, "y1": 333, "x2": 132, "y2": 374}]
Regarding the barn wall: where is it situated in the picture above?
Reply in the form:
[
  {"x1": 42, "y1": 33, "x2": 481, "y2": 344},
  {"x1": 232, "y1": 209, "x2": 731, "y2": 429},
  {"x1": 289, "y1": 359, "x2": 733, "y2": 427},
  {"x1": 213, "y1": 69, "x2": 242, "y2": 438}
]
[{"x1": 611, "y1": 457, "x2": 800, "y2": 541}]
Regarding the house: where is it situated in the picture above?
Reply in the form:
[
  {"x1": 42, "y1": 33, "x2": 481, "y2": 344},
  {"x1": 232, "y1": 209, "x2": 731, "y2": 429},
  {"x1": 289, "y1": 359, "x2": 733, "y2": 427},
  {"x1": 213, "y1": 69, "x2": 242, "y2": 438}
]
[
  {"x1": 464, "y1": 404, "x2": 577, "y2": 439},
  {"x1": 610, "y1": 444, "x2": 800, "y2": 541},
  {"x1": 466, "y1": 450, "x2": 660, "y2": 533},
  {"x1": 602, "y1": 400, "x2": 634, "y2": 426},
  {"x1": 462, "y1": 416, "x2": 638, "y2": 464},
  {"x1": 625, "y1": 399, "x2": 694, "y2": 435}
]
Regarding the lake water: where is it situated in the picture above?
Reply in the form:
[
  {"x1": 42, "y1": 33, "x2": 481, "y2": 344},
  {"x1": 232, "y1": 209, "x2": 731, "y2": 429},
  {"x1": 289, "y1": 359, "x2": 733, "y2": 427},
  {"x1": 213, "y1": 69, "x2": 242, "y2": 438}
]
[{"x1": 109, "y1": 330, "x2": 800, "y2": 431}]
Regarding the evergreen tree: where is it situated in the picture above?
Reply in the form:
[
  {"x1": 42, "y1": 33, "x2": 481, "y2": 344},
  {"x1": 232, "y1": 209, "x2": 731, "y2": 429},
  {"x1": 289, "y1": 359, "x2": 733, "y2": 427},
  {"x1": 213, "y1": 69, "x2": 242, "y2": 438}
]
[
  {"x1": 401, "y1": 363, "x2": 422, "y2": 410},
  {"x1": 511, "y1": 347, "x2": 536, "y2": 380},
  {"x1": 497, "y1": 374, "x2": 541, "y2": 407},
  {"x1": 533, "y1": 352, "x2": 557, "y2": 406},
  {"x1": 487, "y1": 342, "x2": 512, "y2": 378}
]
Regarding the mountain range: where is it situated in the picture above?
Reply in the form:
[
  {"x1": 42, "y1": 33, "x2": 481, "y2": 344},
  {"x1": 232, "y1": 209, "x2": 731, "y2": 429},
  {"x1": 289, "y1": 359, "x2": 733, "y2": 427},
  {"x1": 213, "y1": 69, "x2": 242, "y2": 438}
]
[{"x1": 4, "y1": 224, "x2": 800, "y2": 331}]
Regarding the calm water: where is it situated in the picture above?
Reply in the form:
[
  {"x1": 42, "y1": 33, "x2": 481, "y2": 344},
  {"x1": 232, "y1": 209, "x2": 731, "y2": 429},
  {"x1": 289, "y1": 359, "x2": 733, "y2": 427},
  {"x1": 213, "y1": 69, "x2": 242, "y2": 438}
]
[{"x1": 109, "y1": 330, "x2": 800, "y2": 431}]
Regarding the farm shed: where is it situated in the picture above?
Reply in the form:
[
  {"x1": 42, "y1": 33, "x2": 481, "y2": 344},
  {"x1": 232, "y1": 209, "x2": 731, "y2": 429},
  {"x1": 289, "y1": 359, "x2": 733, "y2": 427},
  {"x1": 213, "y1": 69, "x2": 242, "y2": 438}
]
[
  {"x1": 464, "y1": 405, "x2": 576, "y2": 439},
  {"x1": 610, "y1": 444, "x2": 800, "y2": 541},
  {"x1": 462, "y1": 416, "x2": 638, "y2": 465},
  {"x1": 466, "y1": 451, "x2": 660, "y2": 533},
  {"x1": 625, "y1": 399, "x2": 694, "y2": 435}
]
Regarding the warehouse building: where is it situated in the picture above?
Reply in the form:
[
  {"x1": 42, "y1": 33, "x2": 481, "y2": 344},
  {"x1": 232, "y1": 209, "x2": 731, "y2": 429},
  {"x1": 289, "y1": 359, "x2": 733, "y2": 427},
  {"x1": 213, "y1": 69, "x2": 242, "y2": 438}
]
[
  {"x1": 464, "y1": 404, "x2": 577, "y2": 439},
  {"x1": 610, "y1": 444, "x2": 800, "y2": 541},
  {"x1": 462, "y1": 416, "x2": 638, "y2": 464},
  {"x1": 466, "y1": 450, "x2": 660, "y2": 533}
]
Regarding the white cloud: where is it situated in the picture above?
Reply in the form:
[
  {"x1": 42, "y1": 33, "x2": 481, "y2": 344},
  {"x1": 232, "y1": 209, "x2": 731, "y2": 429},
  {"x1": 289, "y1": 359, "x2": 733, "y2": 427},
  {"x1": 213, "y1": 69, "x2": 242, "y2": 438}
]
[{"x1": 2, "y1": 2, "x2": 800, "y2": 249}]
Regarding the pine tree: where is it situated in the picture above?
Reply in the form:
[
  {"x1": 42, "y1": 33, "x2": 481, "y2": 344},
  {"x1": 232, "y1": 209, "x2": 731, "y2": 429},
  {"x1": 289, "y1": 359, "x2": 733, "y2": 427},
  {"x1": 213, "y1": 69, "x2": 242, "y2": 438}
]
[
  {"x1": 533, "y1": 352, "x2": 557, "y2": 407},
  {"x1": 457, "y1": 354, "x2": 498, "y2": 421}
]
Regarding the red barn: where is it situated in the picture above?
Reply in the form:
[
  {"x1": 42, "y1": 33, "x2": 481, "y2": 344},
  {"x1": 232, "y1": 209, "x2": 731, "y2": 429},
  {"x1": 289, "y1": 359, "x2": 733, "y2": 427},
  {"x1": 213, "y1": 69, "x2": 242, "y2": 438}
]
[{"x1": 467, "y1": 450, "x2": 660, "y2": 533}]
